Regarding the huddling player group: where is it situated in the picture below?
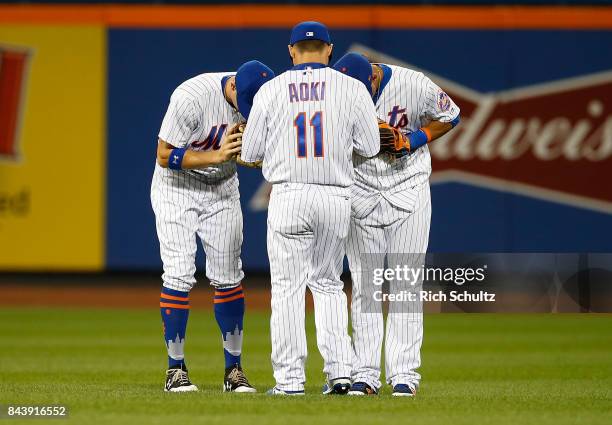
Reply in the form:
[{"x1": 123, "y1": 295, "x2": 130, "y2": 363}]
[{"x1": 152, "y1": 21, "x2": 460, "y2": 397}]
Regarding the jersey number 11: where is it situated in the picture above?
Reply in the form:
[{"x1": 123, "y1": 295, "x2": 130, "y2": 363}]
[{"x1": 294, "y1": 111, "x2": 324, "y2": 158}]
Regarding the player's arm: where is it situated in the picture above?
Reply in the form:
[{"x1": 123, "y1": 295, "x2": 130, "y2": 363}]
[
  {"x1": 155, "y1": 89, "x2": 241, "y2": 169},
  {"x1": 351, "y1": 85, "x2": 381, "y2": 158},
  {"x1": 240, "y1": 91, "x2": 268, "y2": 163},
  {"x1": 421, "y1": 120, "x2": 455, "y2": 141},
  {"x1": 156, "y1": 134, "x2": 242, "y2": 169},
  {"x1": 407, "y1": 76, "x2": 461, "y2": 151}
]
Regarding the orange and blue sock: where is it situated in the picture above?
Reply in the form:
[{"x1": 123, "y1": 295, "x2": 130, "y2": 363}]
[
  {"x1": 213, "y1": 284, "x2": 245, "y2": 368},
  {"x1": 160, "y1": 287, "x2": 190, "y2": 369}
]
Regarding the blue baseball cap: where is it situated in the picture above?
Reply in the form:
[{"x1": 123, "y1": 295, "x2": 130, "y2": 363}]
[
  {"x1": 235, "y1": 60, "x2": 275, "y2": 119},
  {"x1": 289, "y1": 21, "x2": 331, "y2": 45},
  {"x1": 332, "y1": 52, "x2": 374, "y2": 96}
]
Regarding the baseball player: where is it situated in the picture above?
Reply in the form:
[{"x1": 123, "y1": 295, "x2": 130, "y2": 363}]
[
  {"x1": 333, "y1": 53, "x2": 460, "y2": 396},
  {"x1": 240, "y1": 22, "x2": 380, "y2": 395},
  {"x1": 151, "y1": 60, "x2": 274, "y2": 392}
]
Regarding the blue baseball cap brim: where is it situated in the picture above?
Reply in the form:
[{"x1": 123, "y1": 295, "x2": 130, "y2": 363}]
[
  {"x1": 290, "y1": 21, "x2": 331, "y2": 45},
  {"x1": 235, "y1": 60, "x2": 275, "y2": 119},
  {"x1": 332, "y1": 52, "x2": 373, "y2": 96}
]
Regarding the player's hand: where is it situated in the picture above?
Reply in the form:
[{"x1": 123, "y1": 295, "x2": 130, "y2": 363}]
[{"x1": 215, "y1": 132, "x2": 242, "y2": 164}]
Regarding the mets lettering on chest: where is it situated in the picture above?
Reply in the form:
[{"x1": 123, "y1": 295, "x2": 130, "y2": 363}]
[
  {"x1": 388, "y1": 106, "x2": 409, "y2": 129},
  {"x1": 191, "y1": 125, "x2": 228, "y2": 151}
]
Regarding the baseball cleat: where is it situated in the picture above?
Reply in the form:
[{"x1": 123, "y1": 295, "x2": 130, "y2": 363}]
[
  {"x1": 164, "y1": 365, "x2": 198, "y2": 392},
  {"x1": 266, "y1": 387, "x2": 305, "y2": 396},
  {"x1": 322, "y1": 377, "x2": 351, "y2": 395},
  {"x1": 347, "y1": 382, "x2": 378, "y2": 396},
  {"x1": 392, "y1": 383, "x2": 417, "y2": 397},
  {"x1": 223, "y1": 364, "x2": 257, "y2": 393}
]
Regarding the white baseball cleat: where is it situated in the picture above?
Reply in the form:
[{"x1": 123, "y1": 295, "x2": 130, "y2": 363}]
[{"x1": 266, "y1": 386, "x2": 305, "y2": 396}]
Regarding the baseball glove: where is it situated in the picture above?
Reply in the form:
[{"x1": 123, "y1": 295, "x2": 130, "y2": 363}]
[
  {"x1": 227, "y1": 122, "x2": 246, "y2": 138},
  {"x1": 229, "y1": 122, "x2": 263, "y2": 168},
  {"x1": 378, "y1": 121, "x2": 410, "y2": 157},
  {"x1": 236, "y1": 157, "x2": 263, "y2": 169}
]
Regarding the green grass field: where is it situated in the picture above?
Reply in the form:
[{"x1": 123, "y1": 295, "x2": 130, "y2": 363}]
[{"x1": 0, "y1": 308, "x2": 611, "y2": 424}]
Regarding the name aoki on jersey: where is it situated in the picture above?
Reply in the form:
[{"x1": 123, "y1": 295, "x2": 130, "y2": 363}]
[{"x1": 288, "y1": 82, "x2": 326, "y2": 102}]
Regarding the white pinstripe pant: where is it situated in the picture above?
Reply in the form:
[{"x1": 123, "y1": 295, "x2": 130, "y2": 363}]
[
  {"x1": 347, "y1": 183, "x2": 431, "y2": 389},
  {"x1": 150, "y1": 166, "x2": 244, "y2": 291},
  {"x1": 267, "y1": 183, "x2": 353, "y2": 392}
]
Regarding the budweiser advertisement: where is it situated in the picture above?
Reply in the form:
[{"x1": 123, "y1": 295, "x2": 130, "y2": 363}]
[{"x1": 354, "y1": 44, "x2": 612, "y2": 214}]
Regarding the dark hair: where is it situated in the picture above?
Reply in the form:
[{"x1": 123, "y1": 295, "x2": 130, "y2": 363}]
[{"x1": 292, "y1": 40, "x2": 328, "y2": 53}]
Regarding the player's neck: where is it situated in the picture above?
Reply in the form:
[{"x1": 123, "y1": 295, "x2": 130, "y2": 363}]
[
  {"x1": 223, "y1": 77, "x2": 237, "y2": 109},
  {"x1": 292, "y1": 53, "x2": 328, "y2": 67},
  {"x1": 372, "y1": 65, "x2": 383, "y2": 97}
]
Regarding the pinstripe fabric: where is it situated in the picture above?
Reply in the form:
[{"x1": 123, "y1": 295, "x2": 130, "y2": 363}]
[
  {"x1": 352, "y1": 65, "x2": 460, "y2": 217},
  {"x1": 348, "y1": 184, "x2": 431, "y2": 390},
  {"x1": 151, "y1": 167, "x2": 244, "y2": 290},
  {"x1": 348, "y1": 65, "x2": 459, "y2": 390},
  {"x1": 268, "y1": 183, "x2": 352, "y2": 392},
  {"x1": 241, "y1": 67, "x2": 380, "y2": 186},
  {"x1": 152, "y1": 71, "x2": 246, "y2": 291},
  {"x1": 158, "y1": 72, "x2": 240, "y2": 182},
  {"x1": 241, "y1": 65, "x2": 380, "y2": 392}
]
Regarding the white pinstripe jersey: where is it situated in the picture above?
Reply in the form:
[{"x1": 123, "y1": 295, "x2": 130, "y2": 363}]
[
  {"x1": 352, "y1": 64, "x2": 460, "y2": 215},
  {"x1": 158, "y1": 72, "x2": 241, "y2": 182},
  {"x1": 241, "y1": 65, "x2": 380, "y2": 187}
]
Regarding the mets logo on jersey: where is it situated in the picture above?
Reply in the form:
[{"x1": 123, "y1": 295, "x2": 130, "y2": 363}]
[
  {"x1": 348, "y1": 44, "x2": 612, "y2": 215},
  {"x1": 0, "y1": 46, "x2": 32, "y2": 162},
  {"x1": 191, "y1": 124, "x2": 228, "y2": 151},
  {"x1": 437, "y1": 91, "x2": 451, "y2": 112}
]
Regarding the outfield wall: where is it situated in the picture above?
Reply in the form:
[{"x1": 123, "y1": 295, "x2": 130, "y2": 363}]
[{"x1": 0, "y1": 5, "x2": 611, "y2": 271}]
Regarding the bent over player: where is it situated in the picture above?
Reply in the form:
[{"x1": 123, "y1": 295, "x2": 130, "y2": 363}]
[
  {"x1": 151, "y1": 60, "x2": 274, "y2": 392},
  {"x1": 241, "y1": 22, "x2": 380, "y2": 396},
  {"x1": 333, "y1": 53, "x2": 460, "y2": 397}
]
